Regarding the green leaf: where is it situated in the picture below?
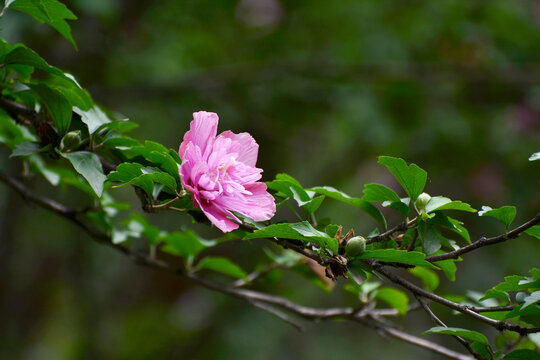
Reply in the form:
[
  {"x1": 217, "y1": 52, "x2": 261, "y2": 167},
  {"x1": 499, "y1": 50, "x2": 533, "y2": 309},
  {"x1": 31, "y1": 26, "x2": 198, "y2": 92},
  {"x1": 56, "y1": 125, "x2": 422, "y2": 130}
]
[
  {"x1": 434, "y1": 258, "x2": 460, "y2": 281},
  {"x1": 161, "y1": 230, "x2": 208, "y2": 257},
  {"x1": 356, "y1": 249, "x2": 438, "y2": 269},
  {"x1": 503, "y1": 349, "x2": 540, "y2": 360},
  {"x1": 8, "y1": 0, "x2": 78, "y2": 49},
  {"x1": 303, "y1": 195, "x2": 325, "y2": 214},
  {"x1": 9, "y1": 141, "x2": 41, "y2": 157},
  {"x1": 244, "y1": 221, "x2": 338, "y2": 255},
  {"x1": 525, "y1": 226, "x2": 540, "y2": 239},
  {"x1": 522, "y1": 291, "x2": 540, "y2": 309},
  {"x1": 1, "y1": 44, "x2": 63, "y2": 76},
  {"x1": 267, "y1": 173, "x2": 322, "y2": 214},
  {"x1": 49, "y1": 73, "x2": 92, "y2": 111},
  {"x1": 121, "y1": 141, "x2": 181, "y2": 185},
  {"x1": 381, "y1": 198, "x2": 410, "y2": 218},
  {"x1": 61, "y1": 151, "x2": 106, "y2": 197},
  {"x1": 478, "y1": 206, "x2": 517, "y2": 231},
  {"x1": 96, "y1": 120, "x2": 138, "y2": 134},
  {"x1": 196, "y1": 257, "x2": 247, "y2": 279},
  {"x1": 410, "y1": 267, "x2": 439, "y2": 291},
  {"x1": 374, "y1": 287, "x2": 409, "y2": 315},
  {"x1": 362, "y1": 183, "x2": 401, "y2": 203},
  {"x1": 418, "y1": 221, "x2": 441, "y2": 255},
  {"x1": 310, "y1": 186, "x2": 387, "y2": 229},
  {"x1": 28, "y1": 83, "x2": 71, "y2": 135},
  {"x1": 480, "y1": 275, "x2": 530, "y2": 302},
  {"x1": 108, "y1": 163, "x2": 177, "y2": 196},
  {"x1": 529, "y1": 152, "x2": 540, "y2": 161},
  {"x1": 423, "y1": 327, "x2": 489, "y2": 346},
  {"x1": 378, "y1": 156, "x2": 427, "y2": 201},
  {"x1": 425, "y1": 196, "x2": 476, "y2": 213},
  {"x1": 74, "y1": 106, "x2": 112, "y2": 134}
]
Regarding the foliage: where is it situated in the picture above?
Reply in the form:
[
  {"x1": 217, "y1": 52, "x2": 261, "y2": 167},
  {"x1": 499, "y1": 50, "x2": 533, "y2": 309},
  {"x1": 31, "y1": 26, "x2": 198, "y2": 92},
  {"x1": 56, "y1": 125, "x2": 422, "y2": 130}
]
[{"x1": 0, "y1": 2, "x2": 539, "y2": 360}]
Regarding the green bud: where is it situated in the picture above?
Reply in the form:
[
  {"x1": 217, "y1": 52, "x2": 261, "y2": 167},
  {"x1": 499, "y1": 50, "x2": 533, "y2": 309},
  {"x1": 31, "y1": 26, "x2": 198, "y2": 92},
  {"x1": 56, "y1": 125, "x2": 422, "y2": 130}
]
[
  {"x1": 61, "y1": 130, "x2": 82, "y2": 151},
  {"x1": 345, "y1": 236, "x2": 366, "y2": 257},
  {"x1": 415, "y1": 192, "x2": 431, "y2": 212},
  {"x1": 515, "y1": 292, "x2": 528, "y2": 304}
]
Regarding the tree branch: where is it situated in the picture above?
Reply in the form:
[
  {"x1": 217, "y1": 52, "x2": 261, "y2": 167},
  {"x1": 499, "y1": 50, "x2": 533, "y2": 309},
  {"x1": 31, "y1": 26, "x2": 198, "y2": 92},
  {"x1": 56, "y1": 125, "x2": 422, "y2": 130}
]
[
  {"x1": 415, "y1": 295, "x2": 487, "y2": 360},
  {"x1": 0, "y1": 171, "x2": 474, "y2": 359},
  {"x1": 426, "y1": 213, "x2": 540, "y2": 262},
  {"x1": 371, "y1": 261, "x2": 540, "y2": 335}
]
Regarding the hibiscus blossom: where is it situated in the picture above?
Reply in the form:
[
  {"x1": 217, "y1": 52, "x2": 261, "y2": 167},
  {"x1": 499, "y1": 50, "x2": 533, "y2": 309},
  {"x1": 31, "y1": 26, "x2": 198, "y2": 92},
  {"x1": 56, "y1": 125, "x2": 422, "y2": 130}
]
[{"x1": 179, "y1": 111, "x2": 276, "y2": 232}]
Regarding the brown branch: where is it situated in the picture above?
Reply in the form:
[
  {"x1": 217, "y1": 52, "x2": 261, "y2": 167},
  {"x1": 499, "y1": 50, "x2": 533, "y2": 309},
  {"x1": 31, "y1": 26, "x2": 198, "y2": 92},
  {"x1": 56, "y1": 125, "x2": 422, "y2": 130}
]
[
  {"x1": 426, "y1": 213, "x2": 540, "y2": 262},
  {"x1": 415, "y1": 295, "x2": 487, "y2": 360},
  {"x1": 366, "y1": 218, "x2": 417, "y2": 245},
  {"x1": 0, "y1": 171, "x2": 474, "y2": 360},
  {"x1": 371, "y1": 261, "x2": 540, "y2": 336}
]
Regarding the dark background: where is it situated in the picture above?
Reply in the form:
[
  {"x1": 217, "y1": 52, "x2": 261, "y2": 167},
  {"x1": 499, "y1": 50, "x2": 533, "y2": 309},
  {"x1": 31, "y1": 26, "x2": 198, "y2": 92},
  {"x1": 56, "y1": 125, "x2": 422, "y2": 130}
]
[{"x1": 0, "y1": 1, "x2": 539, "y2": 359}]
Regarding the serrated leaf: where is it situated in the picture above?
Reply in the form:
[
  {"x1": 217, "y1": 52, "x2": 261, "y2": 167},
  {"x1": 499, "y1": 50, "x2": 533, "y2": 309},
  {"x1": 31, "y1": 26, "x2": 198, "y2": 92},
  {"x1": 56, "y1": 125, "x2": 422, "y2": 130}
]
[
  {"x1": 355, "y1": 249, "x2": 438, "y2": 269},
  {"x1": 425, "y1": 196, "x2": 476, "y2": 213},
  {"x1": 9, "y1": 0, "x2": 78, "y2": 49},
  {"x1": 310, "y1": 186, "x2": 387, "y2": 229},
  {"x1": 423, "y1": 327, "x2": 489, "y2": 346},
  {"x1": 378, "y1": 156, "x2": 427, "y2": 201},
  {"x1": 1, "y1": 44, "x2": 63, "y2": 76},
  {"x1": 28, "y1": 83, "x2": 72, "y2": 135},
  {"x1": 434, "y1": 258, "x2": 460, "y2": 281},
  {"x1": 244, "y1": 221, "x2": 338, "y2": 255},
  {"x1": 161, "y1": 230, "x2": 208, "y2": 257},
  {"x1": 362, "y1": 183, "x2": 401, "y2": 203},
  {"x1": 267, "y1": 173, "x2": 322, "y2": 213},
  {"x1": 418, "y1": 221, "x2": 441, "y2": 255},
  {"x1": 478, "y1": 206, "x2": 517, "y2": 231},
  {"x1": 61, "y1": 151, "x2": 106, "y2": 197},
  {"x1": 503, "y1": 349, "x2": 540, "y2": 360},
  {"x1": 9, "y1": 141, "x2": 41, "y2": 157},
  {"x1": 374, "y1": 287, "x2": 409, "y2": 315},
  {"x1": 74, "y1": 105, "x2": 112, "y2": 134},
  {"x1": 196, "y1": 257, "x2": 247, "y2": 279},
  {"x1": 50, "y1": 73, "x2": 92, "y2": 111},
  {"x1": 522, "y1": 291, "x2": 540, "y2": 309},
  {"x1": 525, "y1": 226, "x2": 540, "y2": 239},
  {"x1": 410, "y1": 267, "x2": 439, "y2": 291}
]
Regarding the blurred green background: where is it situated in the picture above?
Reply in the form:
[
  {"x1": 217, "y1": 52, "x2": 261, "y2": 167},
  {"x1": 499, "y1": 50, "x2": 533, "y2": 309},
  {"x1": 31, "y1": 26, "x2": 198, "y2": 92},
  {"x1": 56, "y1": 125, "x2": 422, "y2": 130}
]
[{"x1": 0, "y1": 0, "x2": 539, "y2": 359}]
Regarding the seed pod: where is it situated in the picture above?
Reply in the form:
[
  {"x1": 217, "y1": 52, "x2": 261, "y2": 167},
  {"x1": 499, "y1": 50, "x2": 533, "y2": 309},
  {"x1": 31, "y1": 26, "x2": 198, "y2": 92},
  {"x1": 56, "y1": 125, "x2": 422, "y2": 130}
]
[
  {"x1": 61, "y1": 130, "x2": 82, "y2": 151},
  {"x1": 515, "y1": 292, "x2": 528, "y2": 304},
  {"x1": 415, "y1": 192, "x2": 431, "y2": 212},
  {"x1": 345, "y1": 236, "x2": 366, "y2": 257}
]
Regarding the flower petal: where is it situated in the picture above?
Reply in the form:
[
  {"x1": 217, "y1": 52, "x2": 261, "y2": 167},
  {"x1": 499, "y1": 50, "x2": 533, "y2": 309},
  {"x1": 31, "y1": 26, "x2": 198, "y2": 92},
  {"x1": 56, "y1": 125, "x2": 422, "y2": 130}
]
[
  {"x1": 217, "y1": 130, "x2": 259, "y2": 167},
  {"x1": 197, "y1": 197, "x2": 239, "y2": 232},
  {"x1": 179, "y1": 111, "x2": 219, "y2": 160},
  {"x1": 215, "y1": 182, "x2": 275, "y2": 222}
]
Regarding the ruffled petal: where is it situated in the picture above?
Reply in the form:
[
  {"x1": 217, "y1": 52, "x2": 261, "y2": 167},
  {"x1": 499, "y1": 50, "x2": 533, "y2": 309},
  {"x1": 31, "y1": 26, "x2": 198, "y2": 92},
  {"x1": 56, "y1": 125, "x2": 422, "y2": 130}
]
[
  {"x1": 197, "y1": 197, "x2": 239, "y2": 232},
  {"x1": 215, "y1": 182, "x2": 275, "y2": 222},
  {"x1": 179, "y1": 111, "x2": 219, "y2": 160},
  {"x1": 217, "y1": 130, "x2": 259, "y2": 167}
]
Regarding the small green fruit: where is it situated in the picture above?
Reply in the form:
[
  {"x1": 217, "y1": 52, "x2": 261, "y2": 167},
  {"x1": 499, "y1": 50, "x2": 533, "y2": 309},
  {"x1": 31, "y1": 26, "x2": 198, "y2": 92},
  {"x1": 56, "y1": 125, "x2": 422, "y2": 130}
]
[
  {"x1": 415, "y1": 192, "x2": 431, "y2": 212},
  {"x1": 515, "y1": 292, "x2": 528, "y2": 304},
  {"x1": 345, "y1": 236, "x2": 366, "y2": 257},
  {"x1": 61, "y1": 130, "x2": 82, "y2": 151}
]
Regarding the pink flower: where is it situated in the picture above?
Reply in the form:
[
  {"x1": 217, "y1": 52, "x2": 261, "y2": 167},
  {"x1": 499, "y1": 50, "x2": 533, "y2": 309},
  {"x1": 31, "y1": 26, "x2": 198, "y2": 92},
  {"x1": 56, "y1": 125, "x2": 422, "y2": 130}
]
[{"x1": 179, "y1": 111, "x2": 276, "y2": 232}]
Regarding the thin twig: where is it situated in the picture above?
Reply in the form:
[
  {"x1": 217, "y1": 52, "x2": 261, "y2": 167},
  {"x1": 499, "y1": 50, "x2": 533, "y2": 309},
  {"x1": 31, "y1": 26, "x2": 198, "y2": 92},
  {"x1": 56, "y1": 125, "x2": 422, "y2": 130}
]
[
  {"x1": 426, "y1": 213, "x2": 540, "y2": 262},
  {"x1": 0, "y1": 172, "x2": 475, "y2": 360},
  {"x1": 415, "y1": 295, "x2": 486, "y2": 360},
  {"x1": 371, "y1": 261, "x2": 539, "y2": 335},
  {"x1": 367, "y1": 218, "x2": 417, "y2": 245}
]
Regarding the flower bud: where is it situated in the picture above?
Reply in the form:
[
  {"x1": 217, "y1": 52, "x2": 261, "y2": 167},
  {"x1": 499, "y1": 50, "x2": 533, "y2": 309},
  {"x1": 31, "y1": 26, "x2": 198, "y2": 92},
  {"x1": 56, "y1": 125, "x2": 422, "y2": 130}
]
[
  {"x1": 415, "y1": 192, "x2": 431, "y2": 212},
  {"x1": 515, "y1": 292, "x2": 528, "y2": 304},
  {"x1": 345, "y1": 236, "x2": 366, "y2": 257},
  {"x1": 61, "y1": 130, "x2": 82, "y2": 151}
]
